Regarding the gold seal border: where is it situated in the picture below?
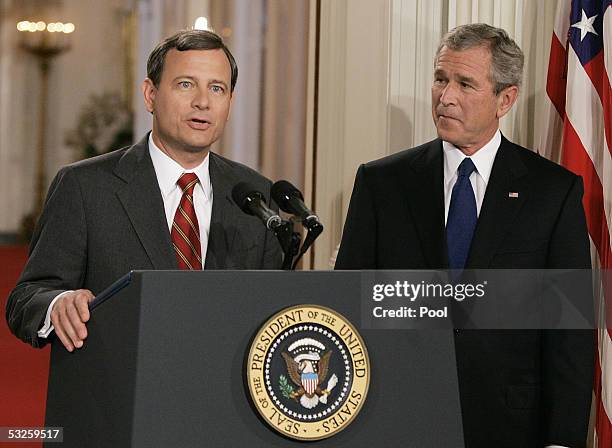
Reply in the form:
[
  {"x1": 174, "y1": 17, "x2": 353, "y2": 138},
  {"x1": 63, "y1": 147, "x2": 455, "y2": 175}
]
[{"x1": 246, "y1": 304, "x2": 370, "y2": 441}]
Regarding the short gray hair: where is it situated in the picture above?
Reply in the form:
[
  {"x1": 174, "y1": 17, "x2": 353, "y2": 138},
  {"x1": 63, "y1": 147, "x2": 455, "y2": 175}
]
[{"x1": 435, "y1": 23, "x2": 524, "y2": 95}]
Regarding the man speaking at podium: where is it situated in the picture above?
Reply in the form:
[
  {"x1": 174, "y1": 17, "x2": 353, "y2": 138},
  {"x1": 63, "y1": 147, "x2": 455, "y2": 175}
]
[
  {"x1": 6, "y1": 30, "x2": 281, "y2": 351},
  {"x1": 335, "y1": 24, "x2": 593, "y2": 447}
]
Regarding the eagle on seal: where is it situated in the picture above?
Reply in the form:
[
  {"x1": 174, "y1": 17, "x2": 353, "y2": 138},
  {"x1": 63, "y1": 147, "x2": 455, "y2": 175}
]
[{"x1": 282, "y1": 350, "x2": 337, "y2": 409}]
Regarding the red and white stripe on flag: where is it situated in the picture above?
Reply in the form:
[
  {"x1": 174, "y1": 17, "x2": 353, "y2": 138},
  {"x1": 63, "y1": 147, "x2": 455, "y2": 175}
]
[
  {"x1": 540, "y1": 0, "x2": 612, "y2": 446},
  {"x1": 302, "y1": 375, "x2": 318, "y2": 395}
]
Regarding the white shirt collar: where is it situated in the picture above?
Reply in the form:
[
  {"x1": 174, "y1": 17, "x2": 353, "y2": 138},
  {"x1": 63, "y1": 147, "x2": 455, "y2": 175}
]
[
  {"x1": 148, "y1": 133, "x2": 212, "y2": 200},
  {"x1": 443, "y1": 129, "x2": 501, "y2": 185}
]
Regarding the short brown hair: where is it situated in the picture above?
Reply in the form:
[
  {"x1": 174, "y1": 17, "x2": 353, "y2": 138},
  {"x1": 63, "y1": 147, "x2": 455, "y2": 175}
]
[{"x1": 147, "y1": 29, "x2": 238, "y2": 92}]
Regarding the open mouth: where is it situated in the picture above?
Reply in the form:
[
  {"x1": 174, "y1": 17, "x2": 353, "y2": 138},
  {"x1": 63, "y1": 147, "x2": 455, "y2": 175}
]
[{"x1": 188, "y1": 118, "x2": 211, "y2": 129}]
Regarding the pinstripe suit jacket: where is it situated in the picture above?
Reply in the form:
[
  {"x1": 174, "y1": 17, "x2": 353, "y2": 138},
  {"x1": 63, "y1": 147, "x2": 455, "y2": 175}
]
[{"x1": 6, "y1": 134, "x2": 282, "y2": 348}]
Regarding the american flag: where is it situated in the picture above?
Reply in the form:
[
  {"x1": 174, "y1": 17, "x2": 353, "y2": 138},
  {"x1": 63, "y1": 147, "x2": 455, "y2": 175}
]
[{"x1": 540, "y1": 0, "x2": 612, "y2": 446}]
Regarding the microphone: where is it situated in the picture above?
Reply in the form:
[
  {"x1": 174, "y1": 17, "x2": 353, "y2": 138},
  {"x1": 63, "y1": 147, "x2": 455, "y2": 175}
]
[
  {"x1": 231, "y1": 182, "x2": 282, "y2": 230},
  {"x1": 271, "y1": 180, "x2": 322, "y2": 231}
]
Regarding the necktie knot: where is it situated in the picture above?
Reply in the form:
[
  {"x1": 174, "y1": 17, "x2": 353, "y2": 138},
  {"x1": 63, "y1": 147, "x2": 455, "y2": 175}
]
[
  {"x1": 177, "y1": 173, "x2": 199, "y2": 196},
  {"x1": 457, "y1": 158, "x2": 476, "y2": 178}
]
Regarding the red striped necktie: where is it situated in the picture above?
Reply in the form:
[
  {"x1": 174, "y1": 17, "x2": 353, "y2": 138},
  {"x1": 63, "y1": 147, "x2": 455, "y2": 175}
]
[{"x1": 171, "y1": 173, "x2": 202, "y2": 270}]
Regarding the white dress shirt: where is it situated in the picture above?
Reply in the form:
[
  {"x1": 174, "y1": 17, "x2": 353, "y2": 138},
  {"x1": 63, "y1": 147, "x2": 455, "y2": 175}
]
[{"x1": 38, "y1": 134, "x2": 213, "y2": 338}]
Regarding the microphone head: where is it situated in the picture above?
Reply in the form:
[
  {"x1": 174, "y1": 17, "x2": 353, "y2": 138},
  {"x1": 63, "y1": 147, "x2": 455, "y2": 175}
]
[
  {"x1": 271, "y1": 180, "x2": 304, "y2": 213},
  {"x1": 231, "y1": 182, "x2": 265, "y2": 215}
]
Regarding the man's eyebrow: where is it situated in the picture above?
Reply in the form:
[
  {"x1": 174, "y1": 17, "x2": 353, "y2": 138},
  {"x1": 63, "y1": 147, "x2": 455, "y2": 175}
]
[
  {"x1": 433, "y1": 69, "x2": 478, "y2": 85},
  {"x1": 172, "y1": 75, "x2": 196, "y2": 82},
  {"x1": 456, "y1": 74, "x2": 477, "y2": 85},
  {"x1": 209, "y1": 79, "x2": 229, "y2": 88}
]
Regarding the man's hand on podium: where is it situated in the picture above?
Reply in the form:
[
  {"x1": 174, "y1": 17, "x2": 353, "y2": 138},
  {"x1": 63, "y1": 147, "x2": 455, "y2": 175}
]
[{"x1": 50, "y1": 289, "x2": 94, "y2": 352}]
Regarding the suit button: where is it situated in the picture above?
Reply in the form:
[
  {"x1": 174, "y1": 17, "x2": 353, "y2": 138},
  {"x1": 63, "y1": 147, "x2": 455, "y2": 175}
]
[{"x1": 454, "y1": 329, "x2": 460, "y2": 335}]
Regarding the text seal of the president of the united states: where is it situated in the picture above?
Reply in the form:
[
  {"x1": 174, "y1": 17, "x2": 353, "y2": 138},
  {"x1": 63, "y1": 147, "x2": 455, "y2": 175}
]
[{"x1": 247, "y1": 304, "x2": 370, "y2": 441}]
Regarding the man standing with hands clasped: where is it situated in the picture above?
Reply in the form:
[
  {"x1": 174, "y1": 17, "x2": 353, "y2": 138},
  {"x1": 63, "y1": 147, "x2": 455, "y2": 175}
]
[
  {"x1": 6, "y1": 30, "x2": 282, "y2": 352},
  {"x1": 336, "y1": 24, "x2": 593, "y2": 447}
]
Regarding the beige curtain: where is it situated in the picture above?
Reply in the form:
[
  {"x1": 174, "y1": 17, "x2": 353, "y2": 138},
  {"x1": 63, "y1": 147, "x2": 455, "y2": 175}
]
[
  {"x1": 211, "y1": 0, "x2": 309, "y2": 191},
  {"x1": 259, "y1": 0, "x2": 310, "y2": 190}
]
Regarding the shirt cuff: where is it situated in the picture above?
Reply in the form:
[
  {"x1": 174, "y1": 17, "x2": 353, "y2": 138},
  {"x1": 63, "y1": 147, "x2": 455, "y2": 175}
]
[{"x1": 37, "y1": 291, "x2": 73, "y2": 338}]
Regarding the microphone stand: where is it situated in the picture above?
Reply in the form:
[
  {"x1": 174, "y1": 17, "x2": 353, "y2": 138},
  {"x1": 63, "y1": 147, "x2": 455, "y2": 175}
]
[
  {"x1": 272, "y1": 220, "x2": 302, "y2": 270},
  {"x1": 291, "y1": 220, "x2": 323, "y2": 270}
]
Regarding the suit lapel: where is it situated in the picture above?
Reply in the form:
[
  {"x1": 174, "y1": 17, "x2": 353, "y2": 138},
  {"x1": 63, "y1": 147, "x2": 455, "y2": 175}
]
[
  {"x1": 114, "y1": 136, "x2": 178, "y2": 270},
  {"x1": 404, "y1": 140, "x2": 447, "y2": 268},
  {"x1": 466, "y1": 136, "x2": 528, "y2": 268},
  {"x1": 205, "y1": 152, "x2": 239, "y2": 269}
]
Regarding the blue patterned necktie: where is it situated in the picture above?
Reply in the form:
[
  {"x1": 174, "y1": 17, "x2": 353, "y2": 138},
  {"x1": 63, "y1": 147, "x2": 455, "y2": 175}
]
[{"x1": 446, "y1": 158, "x2": 477, "y2": 270}]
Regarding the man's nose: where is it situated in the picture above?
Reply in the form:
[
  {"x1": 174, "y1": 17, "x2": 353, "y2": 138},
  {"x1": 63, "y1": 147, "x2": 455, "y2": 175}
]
[
  {"x1": 439, "y1": 83, "x2": 458, "y2": 106},
  {"x1": 192, "y1": 88, "x2": 210, "y2": 109}
]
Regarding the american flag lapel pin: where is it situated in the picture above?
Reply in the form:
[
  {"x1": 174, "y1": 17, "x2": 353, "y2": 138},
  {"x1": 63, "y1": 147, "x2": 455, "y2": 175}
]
[{"x1": 508, "y1": 192, "x2": 519, "y2": 198}]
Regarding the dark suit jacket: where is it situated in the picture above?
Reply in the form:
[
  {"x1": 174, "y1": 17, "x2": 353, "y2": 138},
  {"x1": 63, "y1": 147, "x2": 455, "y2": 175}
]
[
  {"x1": 6, "y1": 135, "x2": 282, "y2": 348},
  {"x1": 335, "y1": 136, "x2": 594, "y2": 447}
]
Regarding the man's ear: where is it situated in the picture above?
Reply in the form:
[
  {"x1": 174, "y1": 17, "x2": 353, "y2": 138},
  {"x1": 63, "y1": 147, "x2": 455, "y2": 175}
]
[
  {"x1": 142, "y1": 78, "x2": 157, "y2": 114},
  {"x1": 496, "y1": 85, "x2": 519, "y2": 119}
]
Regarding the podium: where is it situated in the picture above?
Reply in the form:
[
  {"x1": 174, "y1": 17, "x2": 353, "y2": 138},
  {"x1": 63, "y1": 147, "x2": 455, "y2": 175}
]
[{"x1": 45, "y1": 271, "x2": 464, "y2": 447}]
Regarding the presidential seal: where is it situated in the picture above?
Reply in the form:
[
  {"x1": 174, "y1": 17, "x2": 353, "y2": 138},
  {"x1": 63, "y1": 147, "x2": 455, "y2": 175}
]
[{"x1": 247, "y1": 305, "x2": 370, "y2": 441}]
